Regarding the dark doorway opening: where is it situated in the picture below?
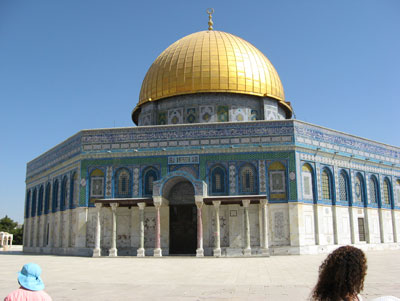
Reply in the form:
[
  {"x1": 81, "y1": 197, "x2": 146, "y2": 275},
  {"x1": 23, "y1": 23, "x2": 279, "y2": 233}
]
[
  {"x1": 167, "y1": 180, "x2": 196, "y2": 255},
  {"x1": 358, "y1": 217, "x2": 366, "y2": 242},
  {"x1": 169, "y1": 204, "x2": 197, "y2": 255}
]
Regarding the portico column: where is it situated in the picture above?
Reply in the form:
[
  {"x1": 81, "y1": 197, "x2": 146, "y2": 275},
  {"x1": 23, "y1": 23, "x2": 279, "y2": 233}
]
[
  {"x1": 109, "y1": 203, "x2": 119, "y2": 257},
  {"x1": 92, "y1": 203, "x2": 102, "y2": 257},
  {"x1": 195, "y1": 197, "x2": 204, "y2": 257},
  {"x1": 212, "y1": 201, "x2": 221, "y2": 257},
  {"x1": 242, "y1": 199, "x2": 251, "y2": 256},
  {"x1": 137, "y1": 202, "x2": 146, "y2": 257},
  {"x1": 260, "y1": 199, "x2": 270, "y2": 256},
  {"x1": 153, "y1": 199, "x2": 162, "y2": 257}
]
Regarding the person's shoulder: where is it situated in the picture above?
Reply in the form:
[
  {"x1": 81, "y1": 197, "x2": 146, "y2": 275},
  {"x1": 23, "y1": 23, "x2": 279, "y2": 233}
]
[
  {"x1": 34, "y1": 290, "x2": 52, "y2": 301},
  {"x1": 4, "y1": 288, "x2": 25, "y2": 300},
  {"x1": 4, "y1": 288, "x2": 52, "y2": 301},
  {"x1": 4, "y1": 288, "x2": 26, "y2": 300}
]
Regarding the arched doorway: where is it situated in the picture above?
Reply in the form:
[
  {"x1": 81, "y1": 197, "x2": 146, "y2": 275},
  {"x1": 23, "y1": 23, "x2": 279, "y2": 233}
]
[{"x1": 168, "y1": 181, "x2": 197, "y2": 255}]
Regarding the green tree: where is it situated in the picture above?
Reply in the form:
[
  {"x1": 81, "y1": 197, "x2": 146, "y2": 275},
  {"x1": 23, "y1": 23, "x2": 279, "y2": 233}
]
[
  {"x1": 0, "y1": 216, "x2": 23, "y2": 245},
  {"x1": 0, "y1": 215, "x2": 18, "y2": 232}
]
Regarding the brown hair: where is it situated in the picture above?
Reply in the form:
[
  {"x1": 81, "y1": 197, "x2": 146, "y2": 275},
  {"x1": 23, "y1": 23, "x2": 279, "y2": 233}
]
[{"x1": 311, "y1": 246, "x2": 367, "y2": 301}]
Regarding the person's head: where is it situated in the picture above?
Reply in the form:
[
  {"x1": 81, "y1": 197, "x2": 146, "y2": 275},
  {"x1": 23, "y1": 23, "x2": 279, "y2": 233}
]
[
  {"x1": 17, "y1": 263, "x2": 45, "y2": 291},
  {"x1": 312, "y1": 246, "x2": 367, "y2": 301}
]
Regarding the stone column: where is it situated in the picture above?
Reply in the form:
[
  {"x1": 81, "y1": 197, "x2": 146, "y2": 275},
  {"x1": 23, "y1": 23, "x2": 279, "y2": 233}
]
[
  {"x1": 56, "y1": 211, "x2": 62, "y2": 248},
  {"x1": 29, "y1": 217, "x2": 35, "y2": 247},
  {"x1": 212, "y1": 201, "x2": 221, "y2": 257},
  {"x1": 260, "y1": 199, "x2": 270, "y2": 256},
  {"x1": 48, "y1": 214, "x2": 54, "y2": 248},
  {"x1": 92, "y1": 203, "x2": 102, "y2": 257},
  {"x1": 109, "y1": 203, "x2": 119, "y2": 257},
  {"x1": 242, "y1": 199, "x2": 251, "y2": 256},
  {"x1": 33, "y1": 216, "x2": 38, "y2": 248},
  {"x1": 332, "y1": 205, "x2": 338, "y2": 244},
  {"x1": 391, "y1": 210, "x2": 398, "y2": 243},
  {"x1": 153, "y1": 200, "x2": 162, "y2": 257},
  {"x1": 195, "y1": 197, "x2": 204, "y2": 257},
  {"x1": 137, "y1": 202, "x2": 146, "y2": 257}
]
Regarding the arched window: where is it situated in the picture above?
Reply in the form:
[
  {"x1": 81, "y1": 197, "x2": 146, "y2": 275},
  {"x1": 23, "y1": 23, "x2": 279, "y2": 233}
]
[
  {"x1": 143, "y1": 168, "x2": 158, "y2": 196},
  {"x1": 31, "y1": 188, "x2": 37, "y2": 217},
  {"x1": 383, "y1": 178, "x2": 391, "y2": 205},
  {"x1": 60, "y1": 176, "x2": 68, "y2": 210},
  {"x1": 321, "y1": 168, "x2": 333, "y2": 201},
  {"x1": 38, "y1": 186, "x2": 44, "y2": 215},
  {"x1": 25, "y1": 190, "x2": 31, "y2": 218},
  {"x1": 395, "y1": 180, "x2": 400, "y2": 206},
  {"x1": 339, "y1": 170, "x2": 350, "y2": 202},
  {"x1": 210, "y1": 165, "x2": 227, "y2": 195},
  {"x1": 70, "y1": 172, "x2": 78, "y2": 208},
  {"x1": 354, "y1": 173, "x2": 365, "y2": 204},
  {"x1": 52, "y1": 179, "x2": 59, "y2": 212},
  {"x1": 369, "y1": 176, "x2": 379, "y2": 204},
  {"x1": 115, "y1": 168, "x2": 131, "y2": 197},
  {"x1": 269, "y1": 161, "x2": 286, "y2": 199},
  {"x1": 239, "y1": 164, "x2": 257, "y2": 194},
  {"x1": 90, "y1": 169, "x2": 104, "y2": 198},
  {"x1": 44, "y1": 183, "x2": 51, "y2": 214},
  {"x1": 302, "y1": 164, "x2": 314, "y2": 200}
]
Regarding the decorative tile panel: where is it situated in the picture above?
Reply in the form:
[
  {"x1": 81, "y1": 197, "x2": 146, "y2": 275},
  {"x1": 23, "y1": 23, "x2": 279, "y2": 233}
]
[
  {"x1": 168, "y1": 108, "x2": 183, "y2": 125},
  {"x1": 106, "y1": 166, "x2": 112, "y2": 197},
  {"x1": 258, "y1": 160, "x2": 266, "y2": 193},
  {"x1": 158, "y1": 112, "x2": 167, "y2": 125},
  {"x1": 139, "y1": 113, "x2": 152, "y2": 126},
  {"x1": 186, "y1": 108, "x2": 196, "y2": 123},
  {"x1": 229, "y1": 163, "x2": 236, "y2": 194},
  {"x1": 230, "y1": 106, "x2": 247, "y2": 122},
  {"x1": 217, "y1": 106, "x2": 229, "y2": 122},
  {"x1": 133, "y1": 167, "x2": 139, "y2": 196},
  {"x1": 199, "y1": 105, "x2": 215, "y2": 123},
  {"x1": 250, "y1": 109, "x2": 258, "y2": 121}
]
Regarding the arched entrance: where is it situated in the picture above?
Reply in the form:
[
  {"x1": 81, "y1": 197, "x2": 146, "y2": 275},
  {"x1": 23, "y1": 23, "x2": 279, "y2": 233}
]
[{"x1": 168, "y1": 181, "x2": 197, "y2": 255}]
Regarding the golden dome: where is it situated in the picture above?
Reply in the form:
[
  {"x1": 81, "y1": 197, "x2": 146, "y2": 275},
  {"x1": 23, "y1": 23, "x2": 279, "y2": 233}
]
[{"x1": 133, "y1": 30, "x2": 292, "y2": 122}]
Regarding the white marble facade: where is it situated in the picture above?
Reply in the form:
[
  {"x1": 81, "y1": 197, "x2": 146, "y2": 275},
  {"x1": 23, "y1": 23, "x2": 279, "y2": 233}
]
[{"x1": 22, "y1": 200, "x2": 400, "y2": 256}]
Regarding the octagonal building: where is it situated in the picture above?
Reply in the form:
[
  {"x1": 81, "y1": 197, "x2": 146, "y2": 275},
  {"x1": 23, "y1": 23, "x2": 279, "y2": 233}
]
[{"x1": 23, "y1": 20, "x2": 400, "y2": 257}]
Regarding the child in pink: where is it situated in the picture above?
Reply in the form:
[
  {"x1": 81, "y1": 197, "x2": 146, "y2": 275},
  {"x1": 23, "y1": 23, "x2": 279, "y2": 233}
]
[{"x1": 4, "y1": 263, "x2": 52, "y2": 301}]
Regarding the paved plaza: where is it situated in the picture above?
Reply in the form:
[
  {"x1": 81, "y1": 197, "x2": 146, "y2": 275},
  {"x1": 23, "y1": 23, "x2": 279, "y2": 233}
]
[{"x1": 0, "y1": 248, "x2": 399, "y2": 300}]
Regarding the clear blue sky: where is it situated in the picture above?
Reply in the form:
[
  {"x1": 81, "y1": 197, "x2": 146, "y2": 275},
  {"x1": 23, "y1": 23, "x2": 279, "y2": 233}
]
[{"x1": 1, "y1": 0, "x2": 399, "y2": 223}]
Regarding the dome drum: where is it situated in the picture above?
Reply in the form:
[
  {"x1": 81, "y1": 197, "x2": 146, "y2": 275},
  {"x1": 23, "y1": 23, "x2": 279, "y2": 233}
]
[{"x1": 134, "y1": 93, "x2": 289, "y2": 126}]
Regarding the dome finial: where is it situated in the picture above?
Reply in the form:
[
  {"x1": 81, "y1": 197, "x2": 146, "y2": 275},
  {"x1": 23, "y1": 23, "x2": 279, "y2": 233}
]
[{"x1": 206, "y1": 8, "x2": 214, "y2": 30}]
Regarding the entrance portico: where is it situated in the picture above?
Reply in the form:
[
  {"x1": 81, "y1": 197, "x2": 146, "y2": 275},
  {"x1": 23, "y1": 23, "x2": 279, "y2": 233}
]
[{"x1": 92, "y1": 192, "x2": 269, "y2": 257}]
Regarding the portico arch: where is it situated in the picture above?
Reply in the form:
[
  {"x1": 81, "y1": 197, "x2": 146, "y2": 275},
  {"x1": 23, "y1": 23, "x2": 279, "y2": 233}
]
[
  {"x1": 153, "y1": 172, "x2": 206, "y2": 256},
  {"x1": 153, "y1": 170, "x2": 207, "y2": 199}
]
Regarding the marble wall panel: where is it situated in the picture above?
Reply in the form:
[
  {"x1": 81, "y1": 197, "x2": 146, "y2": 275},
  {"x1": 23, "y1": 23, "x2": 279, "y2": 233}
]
[
  {"x1": 269, "y1": 204, "x2": 290, "y2": 246},
  {"x1": 144, "y1": 208, "x2": 156, "y2": 248},
  {"x1": 336, "y1": 206, "x2": 351, "y2": 245},
  {"x1": 116, "y1": 209, "x2": 131, "y2": 248},
  {"x1": 366, "y1": 208, "x2": 381, "y2": 244},
  {"x1": 381, "y1": 209, "x2": 394, "y2": 243}
]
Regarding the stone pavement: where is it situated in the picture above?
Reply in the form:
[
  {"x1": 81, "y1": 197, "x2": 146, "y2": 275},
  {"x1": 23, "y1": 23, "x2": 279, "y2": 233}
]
[{"x1": 0, "y1": 248, "x2": 399, "y2": 300}]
